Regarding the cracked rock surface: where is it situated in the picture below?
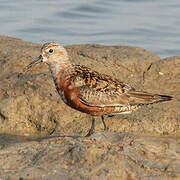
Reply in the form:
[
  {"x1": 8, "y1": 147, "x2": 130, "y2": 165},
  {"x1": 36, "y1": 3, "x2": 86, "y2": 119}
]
[
  {"x1": 0, "y1": 36, "x2": 179, "y2": 179},
  {"x1": 1, "y1": 132, "x2": 180, "y2": 179}
]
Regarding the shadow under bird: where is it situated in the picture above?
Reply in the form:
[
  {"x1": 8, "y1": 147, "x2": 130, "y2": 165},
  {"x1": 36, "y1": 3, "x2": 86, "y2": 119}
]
[{"x1": 21, "y1": 42, "x2": 173, "y2": 136}]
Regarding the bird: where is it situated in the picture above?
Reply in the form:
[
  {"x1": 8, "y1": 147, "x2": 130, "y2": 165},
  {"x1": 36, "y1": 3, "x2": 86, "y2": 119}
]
[{"x1": 22, "y1": 42, "x2": 173, "y2": 136}]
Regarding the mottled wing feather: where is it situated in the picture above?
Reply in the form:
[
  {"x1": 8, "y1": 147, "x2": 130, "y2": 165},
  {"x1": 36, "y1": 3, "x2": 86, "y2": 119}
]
[
  {"x1": 77, "y1": 86, "x2": 129, "y2": 107},
  {"x1": 71, "y1": 65, "x2": 135, "y2": 107}
]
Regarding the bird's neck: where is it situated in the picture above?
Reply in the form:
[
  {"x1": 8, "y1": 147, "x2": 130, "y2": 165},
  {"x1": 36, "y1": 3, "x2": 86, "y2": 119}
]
[{"x1": 48, "y1": 59, "x2": 74, "y2": 83}]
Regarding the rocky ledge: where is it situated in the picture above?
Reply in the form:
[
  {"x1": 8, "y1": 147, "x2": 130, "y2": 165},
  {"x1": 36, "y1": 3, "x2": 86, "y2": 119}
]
[{"x1": 0, "y1": 36, "x2": 179, "y2": 179}]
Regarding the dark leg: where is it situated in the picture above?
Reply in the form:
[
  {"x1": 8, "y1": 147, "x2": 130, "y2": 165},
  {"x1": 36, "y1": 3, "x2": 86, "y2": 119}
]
[
  {"x1": 49, "y1": 119, "x2": 58, "y2": 135},
  {"x1": 85, "y1": 117, "x2": 95, "y2": 137},
  {"x1": 101, "y1": 115, "x2": 109, "y2": 131}
]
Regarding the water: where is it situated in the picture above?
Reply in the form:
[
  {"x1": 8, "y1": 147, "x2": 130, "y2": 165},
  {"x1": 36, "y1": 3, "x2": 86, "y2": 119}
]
[
  {"x1": 0, "y1": 0, "x2": 180, "y2": 144},
  {"x1": 1, "y1": 0, "x2": 180, "y2": 58}
]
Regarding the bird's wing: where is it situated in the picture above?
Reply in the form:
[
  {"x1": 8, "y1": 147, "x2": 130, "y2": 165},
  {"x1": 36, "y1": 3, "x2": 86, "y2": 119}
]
[
  {"x1": 71, "y1": 65, "x2": 135, "y2": 107},
  {"x1": 70, "y1": 65, "x2": 172, "y2": 107}
]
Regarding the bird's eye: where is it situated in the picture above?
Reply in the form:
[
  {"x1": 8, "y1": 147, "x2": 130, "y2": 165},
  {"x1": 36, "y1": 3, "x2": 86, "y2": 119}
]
[{"x1": 49, "y1": 49, "x2": 53, "y2": 53}]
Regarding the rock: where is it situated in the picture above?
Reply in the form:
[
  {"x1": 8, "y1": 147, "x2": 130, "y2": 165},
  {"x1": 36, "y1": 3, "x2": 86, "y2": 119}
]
[
  {"x1": 0, "y1": 132, "x2": 180, "y2": 179},
  {"x1": 0, "y1": 36, "x2": 179, "y2": 137},
  {"x1": 0, "y1": 36, "x2": 180, "y2": 179}
]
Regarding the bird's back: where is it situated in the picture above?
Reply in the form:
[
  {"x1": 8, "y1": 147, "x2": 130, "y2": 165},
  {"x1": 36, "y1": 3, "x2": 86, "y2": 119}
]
[{"x1": 54, "y1": 64, "x2": 172, "y2": 116}]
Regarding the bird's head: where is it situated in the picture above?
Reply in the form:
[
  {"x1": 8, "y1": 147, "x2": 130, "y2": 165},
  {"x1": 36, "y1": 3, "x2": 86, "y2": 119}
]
[{"x1": 22, "y1": 42, "x2": 70, "y2": 73}]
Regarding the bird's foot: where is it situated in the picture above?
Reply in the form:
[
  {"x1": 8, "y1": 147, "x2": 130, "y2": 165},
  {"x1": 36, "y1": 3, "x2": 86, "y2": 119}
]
[
  {"x1": 104, "y1": 126, "x2": 109, "y2": 131},
  {"x1": 101, "y1": 115, "x2": 109, "y2": 131},
  {"x1": 85, "y1": 128, "x2": 95, "y2": 137},
  {"x1": 85, "y1": 117, "x2": 95, "y2": 137}
]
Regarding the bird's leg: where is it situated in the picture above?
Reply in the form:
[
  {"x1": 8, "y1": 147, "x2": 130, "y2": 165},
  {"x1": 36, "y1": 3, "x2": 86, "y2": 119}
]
[
  {"x1": 85, "y1": 117, "x2": 95, "y2": 137},
  {"x1": 101, "y1": 115, "x2": 109, "y2": 131}
]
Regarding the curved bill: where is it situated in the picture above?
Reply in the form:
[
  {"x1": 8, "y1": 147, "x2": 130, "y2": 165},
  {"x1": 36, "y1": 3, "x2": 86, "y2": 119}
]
[{"x1": 22, "y1": 55, "x2": 43, "y2": 73}]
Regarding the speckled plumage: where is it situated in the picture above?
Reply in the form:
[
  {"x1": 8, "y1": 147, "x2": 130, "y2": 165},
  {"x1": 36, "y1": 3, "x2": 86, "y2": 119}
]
[{"x1": 23, "y1": 42, "x2": 173, "y2": 136}]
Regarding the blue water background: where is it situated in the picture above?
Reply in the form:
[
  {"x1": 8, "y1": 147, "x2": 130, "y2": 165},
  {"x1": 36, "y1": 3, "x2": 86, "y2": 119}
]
[{"x1": 1, "y1": 0, "x2": 180, "y2": 58}]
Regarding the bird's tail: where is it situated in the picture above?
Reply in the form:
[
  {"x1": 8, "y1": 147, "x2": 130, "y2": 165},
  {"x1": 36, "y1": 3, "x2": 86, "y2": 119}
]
[{"x1": 128, "y1": 91, "x2": 173, "y2": 105}]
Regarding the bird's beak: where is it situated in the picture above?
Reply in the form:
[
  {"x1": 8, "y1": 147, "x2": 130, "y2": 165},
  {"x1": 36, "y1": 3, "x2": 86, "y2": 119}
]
[{"x1": 22, "y1": 55, "x2": 43, "y2": 73}]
